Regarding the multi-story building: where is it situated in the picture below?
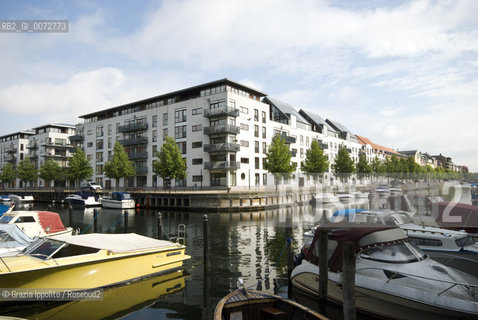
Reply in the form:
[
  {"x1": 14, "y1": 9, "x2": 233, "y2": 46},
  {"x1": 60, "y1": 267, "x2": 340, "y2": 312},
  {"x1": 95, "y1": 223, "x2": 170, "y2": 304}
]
[
  {"x1": 356, "y1": 135, "x2": 401, "y2": 162},
  {"x1": 0, "y1": 130, "x2": 35, "y2": 188}
]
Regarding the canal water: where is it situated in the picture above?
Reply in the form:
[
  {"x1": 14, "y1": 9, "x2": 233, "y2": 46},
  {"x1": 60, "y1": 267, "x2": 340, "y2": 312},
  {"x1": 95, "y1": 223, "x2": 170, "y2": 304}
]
[{"x1": 1, "y1": 198, "x2": 379, "y2": 320}]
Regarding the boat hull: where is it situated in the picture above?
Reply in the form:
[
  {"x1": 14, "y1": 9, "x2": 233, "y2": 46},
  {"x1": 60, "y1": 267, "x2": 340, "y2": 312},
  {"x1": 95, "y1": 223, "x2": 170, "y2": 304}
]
[
  {"x1": 0, "y1": 247, "x2": 190, "y2": 290},
  {"x1": 101, "y1": 199, "x2": 136, "y2": 209}
]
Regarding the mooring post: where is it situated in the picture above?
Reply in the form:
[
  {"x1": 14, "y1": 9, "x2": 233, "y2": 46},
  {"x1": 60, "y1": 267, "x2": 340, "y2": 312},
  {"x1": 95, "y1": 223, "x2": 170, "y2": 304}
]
[
  {"x1": 343, "y1": 241, "x2": 356, "y2": 320},
  {"x1": 157, "y1": 212, "x2": 163, "y2": 240},
  {"x1": 319, "y1": 229, "x2": 329, "y2": 310},
  {"x1": 68, "y1": 206, "x2": 73, "y2": 227},
  {"x1": 93, "y1": 209, "x2": 98, "y2": 233},
  {"x1": 123, "y1": 211, "x2": 128, "y2": 233},
  {"x1": 286, "y1": 238, "x2": 294, "y2": 298},
  {"x1": 203, "y1": 214, "x2": 208, "y2": 263}
]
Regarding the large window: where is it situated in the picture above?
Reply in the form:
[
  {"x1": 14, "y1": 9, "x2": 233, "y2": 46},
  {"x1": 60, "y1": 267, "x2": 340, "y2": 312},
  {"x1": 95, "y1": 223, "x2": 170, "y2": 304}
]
[
  {"x1": 175, "y1": 109, "x2": 187, "y2": 123},
  {"x1": 211, "y1": 173, "x2": 226, "y2": 186},
  {"x1": 175, "y1": 125, "x2": 187, "y2": 139},
  {"x1": 152, "y1": 115, "x2": 157, "y2": 127},
  {"x1": 163, "y1": 113, "x2": 168, "y2": 125},
  {"x1": 254, "y1": 125, "x2": 259, "y2": 138},
  {"x1": 177, "y1": 141, "x2": 186, "y2": 154}
]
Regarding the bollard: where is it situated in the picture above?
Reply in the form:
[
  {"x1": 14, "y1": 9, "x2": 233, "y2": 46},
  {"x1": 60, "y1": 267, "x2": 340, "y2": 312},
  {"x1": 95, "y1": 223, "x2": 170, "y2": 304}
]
[
  {"x1": 318, "y1": 230, "x2": 329, "y2": 310},
  {"x1": 203, "y1": 214, "x2": 208, "y2": 263},
  {"x1": 68, "y1": 206, "x2": 73, "y2": 227},
  {"x1": 343, "y1": 241, "x2": 356, "y2": 320},
  {"x1": 47, "y1": 204, "x2": 52, "y2": 211},
  {"x1": 157, "y1": 212, "x2": 163, "y2": 240},
  {"x1": 286, "y1": 238, "x2": 294, "y2": 298},
  {"x1": 124, "y1": 211, "x2": 128, "y2": 233},
  {"x1": 93, "y1": 209, "x2": 98, "y2": 233}
]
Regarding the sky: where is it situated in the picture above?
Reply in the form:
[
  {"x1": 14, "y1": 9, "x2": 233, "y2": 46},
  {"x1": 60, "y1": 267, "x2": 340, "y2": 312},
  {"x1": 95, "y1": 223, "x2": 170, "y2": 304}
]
[{"x1": 0, "y1": 0, "x2": 477, "y2": 171}]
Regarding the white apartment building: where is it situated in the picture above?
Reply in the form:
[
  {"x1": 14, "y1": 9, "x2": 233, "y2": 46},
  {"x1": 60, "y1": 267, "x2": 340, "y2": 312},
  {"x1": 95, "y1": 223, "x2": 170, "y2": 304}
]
[
  {"x1": 0, "y1": 130, "x2": 35, "y2": 188},
  {"x1": 78, "y1": 79, "x2": 363, "y2": 190}
]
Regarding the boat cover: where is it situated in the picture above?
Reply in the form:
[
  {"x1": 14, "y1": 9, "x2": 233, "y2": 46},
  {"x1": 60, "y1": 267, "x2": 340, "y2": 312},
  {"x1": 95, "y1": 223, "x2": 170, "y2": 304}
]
[
  {"x1": 51, "y1": 233, "x2": 180, "y2": 253},
  {"x1": 37, "y1": 211, "x2": 67, "y2": 233},
  {"x1": 0, "y1": 224, "x2": 33, "y2": 246}
]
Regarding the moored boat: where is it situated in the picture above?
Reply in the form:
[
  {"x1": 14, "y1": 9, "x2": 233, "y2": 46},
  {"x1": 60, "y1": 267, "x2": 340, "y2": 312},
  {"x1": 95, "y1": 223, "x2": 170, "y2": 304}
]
[
  {"x1": 314, "y1": 193, "x2": 339, "y2": 205},
  {"x1": 0, "y1": 224, "x2": 34, "y2": 257},
  {"x1": 337, "y1": 193, "x2": 354, "y2": 202},
  {"x1": 101, "y1": 192, "x2": 135, "y2": 209},
  {"x1": 65, "y1": 189, "x2": 101, "y2": 208},
  {"x1": 0, "y1": 210, "x2": 73, "y2": 238},
  {"x1": 292, "y1": 223, "x2": 478, "y2": 319},
  {"x1": 8, "y1": 194, "x2": 34, "y2": 205},
  {"x1": 0, "y1": 233, "x2": 191, "y2": 290},
  {"x1": 214, "y1": 284, "x2": 328, "y2": 320}
]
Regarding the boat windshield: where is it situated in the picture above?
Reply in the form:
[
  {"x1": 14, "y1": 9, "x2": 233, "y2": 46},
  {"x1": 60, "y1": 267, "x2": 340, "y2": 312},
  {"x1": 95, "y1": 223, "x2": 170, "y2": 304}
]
[
  {"x1": 384, "y1": 213, "x2": 412, "y2": 226},
  {"x1": 24, "y1": 238, "x2": 65, "y2": 259},
  {"x1": 0, "y1": 230, "x2": 14, "y2": 242},
  {"x1": 359, "y1": 241, "x2": 426, "y2": 263},
  {"x1": 456, "y1": 235, "x2": 476, "y2": 248},
  {"x1": 0, "y1": 215, "x2": 13, "y2": 224}
]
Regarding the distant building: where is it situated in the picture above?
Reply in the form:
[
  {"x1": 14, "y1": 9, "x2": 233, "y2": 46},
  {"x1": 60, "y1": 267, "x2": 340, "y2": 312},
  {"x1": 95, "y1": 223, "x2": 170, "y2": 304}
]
[
  {"x1": 433, "y1": 154, "x2": 455, "y2": 171},
  {"x1": 355, "y1": 135, "x2": 401, "y2": 162}
]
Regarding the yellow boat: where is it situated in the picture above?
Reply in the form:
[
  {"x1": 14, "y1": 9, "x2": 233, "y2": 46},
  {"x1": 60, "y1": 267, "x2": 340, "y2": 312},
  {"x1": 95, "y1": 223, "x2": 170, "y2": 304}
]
[{"x1": 0, "y1": 233, "x2": 190, "y2": 290}]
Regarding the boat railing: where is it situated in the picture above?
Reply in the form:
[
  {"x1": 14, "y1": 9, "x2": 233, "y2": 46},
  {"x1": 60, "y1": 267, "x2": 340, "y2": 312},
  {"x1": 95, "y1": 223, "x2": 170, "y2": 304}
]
[
  {"x1": 355, "y1": 266, "x2": 478, "y2": 298},
  {"x1": 425, "y1": 252, "x2": 478, "y2": 265}
]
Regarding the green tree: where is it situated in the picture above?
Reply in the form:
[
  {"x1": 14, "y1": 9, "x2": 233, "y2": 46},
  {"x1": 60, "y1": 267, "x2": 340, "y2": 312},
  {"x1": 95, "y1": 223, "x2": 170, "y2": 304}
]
[
  {"x1": 332, "y1": 147, "x2": 355, "y2": 180},
  {"x1": 39, "y1": 159, "x2": 64, "y2": 187},
  {"x1": 264, "y1": 135, "x2": 297, "y2": 190},
  {"x1": 371, "y1": 157, "x2": 386, "y2": 173},
  {"x1": 68, "y1": 147, "x2": 93, "y2": 187},
  {"x1": 104, "y1": 142, "x2": 136, "y2": 189},
  {"x1": 152, "y1": 136, "x2": 187, "y2": 190},
  {"x1": 17, "y1": 157, "x2": 38, "y2": 188},
  {"x1": 1, "y1": 163, "x2": 17, "y2": 188},
  {"x1": 301, "y1": 140, "x2": 329, "y2": 179},
  {"x1": 356, "y1": 153, "x2": 372, "y2": 179}
]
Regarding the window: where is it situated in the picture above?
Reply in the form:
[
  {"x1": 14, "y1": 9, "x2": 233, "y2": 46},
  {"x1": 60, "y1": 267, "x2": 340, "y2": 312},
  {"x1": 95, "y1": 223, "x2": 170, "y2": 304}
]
[
  {"x1": 192, "y1": 158, "x2": 203, "y2": 165},
  {"x1": 263, "y1": 173, "x2": 267, "y2": 185},
  {"x1": 255, "y1": 173, "x2": 260, "y2": 186},
  {"x1": 177, "y1": 141, "x2": 186, "y2": 154},
  {"x1": 211, "y1": 172, "x2": 226, "y2": 186},
  {"x1": 192, "y1": 108, "x2": 202, "y2": 115},
  {"x1": 231, "y1": 172, "x2": 236, "y2": 186},
  {"x1": 175, "y1": 178, "x2": 186, "y2": 187},
  {"x1": 87, "y1": 142, "x2": 93, "y2": 148},
  {"x1": 240, "y1": 158, "x2": 249, "y2": 164},
  {"x1": 96, "y1": 126, "x2": 104, "y2": 137},
  {"x1": 192, "y1": 141, "x2": 202, "y2": 148},
  {"x1": 240, "y1": 123, "x2": 249, "y2": 131},
  {"x1": 87, "y1": 130, "x2": 93, "y2": 135},
  {"x1": 240, "y1": 106, "x2": 249, "y2": 114},
  {"x1": 87, "y1": 154, "x2": 93, "y2": 161},
  {"x1": 152, "y1": 130, "x2": 157, "y2": 142},
  {"x1": 240, "y1": 140, "x2": 249, "y2": 147},
  {"x1": 306, "y1": 136, "x2": 309, "y2": 147},
  {"x1": 116, "y1": 123, "x2": 120, "y2": 134},
  {"x1": 96, "y1": 152, "x2": 103, "y2": 162},
  {"x1": 262, "y1": 142, "x2": 267, "y2": 154},
  {"x1": 175, "y1": 125, "x2": 187, "y2": 139},
  {"x1": 254, "y1": 125, "x2": 259, "y2": 138},
  {"x1": 163, "y1": 128, "x2": 168, "y2": 140},
  {"x1": 255, "y1": 157, "x2": 260, "y2": 169},
  {"x1": 192, "y1": 125, "x2": 202, "y2": 132},
  {"x1": 163, "y1": 113, "x2": 168, "y2": 125},
  {"x1": 96, "y1": 164, "x2": 103, "y2": 175},
  {"x1": 300, "y1": 135, "x2": 303, "y2": 145},
  {"x1": 152, "y1": 115, "x2": 157, "y2": 127},
  {"x1": 254, "y1": 109, "x2": 259, "y2": 121},
  {"x1": 262, "y1": 127, "x2": 266, "y2": 139},
  {"x1": 108, "y1": 137, "x2": 112, "y2": 148},
  {"x1": 152, "y1": 145, "x2": 157, "y2": 155},
  {"x1": 192, "y1": 175, "x2": 203, "y2": 182},
  {"x1": 96, "y1": 139, "x2": 103, "y2": 150},
  {"x1": 175, "y1": 109, "x2": 187, "y2": 123},
  {"x1": 255, "y1": 141, "x2": 259, "y2": 153},
  {"x1": 262, "y1": 111, "x2": 266, "y2": 123},
  {"x1": 108, "y1": 124, "x2": 112, "y2": 135}
]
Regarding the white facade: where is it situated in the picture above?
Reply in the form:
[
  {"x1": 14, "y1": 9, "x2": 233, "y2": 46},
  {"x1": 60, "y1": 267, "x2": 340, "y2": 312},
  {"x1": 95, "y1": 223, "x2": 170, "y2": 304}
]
[{"x1": 0, "y1": 131, "x2": 34, "y2": 188}]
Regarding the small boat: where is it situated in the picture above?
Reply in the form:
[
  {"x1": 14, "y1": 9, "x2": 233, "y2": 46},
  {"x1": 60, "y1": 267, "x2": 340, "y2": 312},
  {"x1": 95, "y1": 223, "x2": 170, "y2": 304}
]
[
  {"x1": 101, "y1": 192, "x2": 135, "y2": 209},
  {"x1": 292, "y1": 222, "x2": 478, "y2": 319},
  {"x1": 0, "y1": 210, "x2": 73, "y2": 238},
  {"x1": 375, "y1": 185, "x2": 390, "y2": 196},
  {"x1": 214, "y1": 282, "x2": 328, "y2": 320},
  {"x1": 0, "y1": 233, "x2": 191, "y2": 290},
  {"x1": 350, "y1": 191, "x2": 369, "y2": 199},
  {"x1": 0, "y1": 224, "x2": 34, "y2": 257},
  {"x1": 8, "y1": 194, "x2": 34, "y2": 205},
  {"x1": 314, "y1": 193, "x2": 339, "y2": 204},
  {"x1": 0, "y1": 195, "x2": 11, "y2": 203},
  {"x1": 337, "y1": 193, "x2": 354, "y2": 202},
  {"x1": 65, "y1": 189, "x2": 102, "y2": 208}
]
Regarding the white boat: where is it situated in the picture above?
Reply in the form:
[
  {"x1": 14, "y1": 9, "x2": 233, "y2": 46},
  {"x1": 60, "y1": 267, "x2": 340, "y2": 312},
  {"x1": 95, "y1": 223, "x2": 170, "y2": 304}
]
[
  {"x1": 0, "y1": 195, "x2": 11, "y2": 203},
  {"x1": 65, "y1": 189, "x2": 101, "y2": 208},
  {"x1": 0, "y1": 210, "x2": 73, "y2": 238},
  {"x1": 101, "y1": 192, "x2": 136, "y2": 209},
  {"x1": 337, "y1": 193, "x2": 354, "y2": 202},
  {"x1": 375, "y1": 185, "x2": 390, "y2": 196},
  {"x1": 0, "y1": 224, "x2": 34, "y2": 257},
  {"x1": 314, "y1": 193, "x2": 339, "y2": 205},
  {"x1": 350, "y1": 191, "x2": 369, "y2": 199},
  {"x1": 8, "y1": 194, "x2": 34, "y2": 205},
  {"x1": 292, "y1": 223, "x2": 478, "y2": 319}
]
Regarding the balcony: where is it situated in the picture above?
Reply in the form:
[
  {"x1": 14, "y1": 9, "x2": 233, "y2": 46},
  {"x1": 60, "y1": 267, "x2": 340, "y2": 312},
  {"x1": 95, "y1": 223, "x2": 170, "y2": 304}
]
[
  {"x1": 204, "y1": 143, "x2": 240, "y2": 153},
  {"x1": 118, "y1": 122, "x2": 148, "y2": 133},
  {"x1": 204, "y1": 161, "x2": 240, "y2": 170},
  {"x1": 69, "y1": 135, "x2": 84, "y2": 142},
  {"x1": 6, "y1": 156, "x2": 17, "y2": 163},
  {"x1": 281, "y1": 134, "x2": 296, "y2": 144},
  {"x1": 26, "y1": 143, "x2": 38, "y2": 149},
  {"x1": 204, "y1": 124, "x2": 240, "y2": 135},
  {"x1": 45, "y1": 154, "x2": 70, "y2": 160},
  {"x1": 42, "y1": 142, "x2": 71, "y2": 148},
  {"x1": 69, "y1": 146, "x2": 84, "y2": 153},
  {"x1": 136, "y1": 167, "x2": 148, "y2": 174},
  {"x1": 128, "y1": 151, "x2": 148, "y2": 160},
  {"x1": 6, "y1": 146, "x2": 17, "y2": 153},
  {"x1": 119, "y1": 137, "x2": 148, "y2": 146},
  {"x1": 204, "y1": 106, "x2": 240, "y2": 118}
]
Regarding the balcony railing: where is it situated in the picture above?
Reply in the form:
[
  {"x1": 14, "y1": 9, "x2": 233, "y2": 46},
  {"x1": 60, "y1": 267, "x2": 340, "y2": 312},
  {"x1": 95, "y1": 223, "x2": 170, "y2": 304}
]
[
  {"x1": 69, "y1": 135, "x2": 84, "y2": 142},
  {"x1": 6, "y1": 146, "x2": 17, "y2": 153},
  {"x1": 26, "y1": 143, "x2": 38, "y2": 149},
  {"x1": 204, "y1": 124, "x2": 240, "y2": 135},
  {"x1": 204, "y1": 106, "x2": 240, "y2": 118},
  {"x1": 136, "y1": 167, "x2": 148, "y2": 174},
  {"x1": 118, "y1": 122, "x2": 148, "y2": 133},
  {"x1": 45, "y1": 154, "x2": 70, "y2": 160},
  {"x1": 119, "y1": 137, "x2": 148, "y2": 146},
  {"x1": 128, "y1": 151, "x2": 148, "y2": 160},
  {"x1": 204, "y1": 143, "x2": 240, "y2": 153},
  {"x1": 204, "y1": 161, "x2": 240, "y2": 170},
  {"x1": 42, "y1": 142, "x2": 72, "y2": 148},
  {"x1": 281, "y1": 134, "x2": 296, "y2": 144}
]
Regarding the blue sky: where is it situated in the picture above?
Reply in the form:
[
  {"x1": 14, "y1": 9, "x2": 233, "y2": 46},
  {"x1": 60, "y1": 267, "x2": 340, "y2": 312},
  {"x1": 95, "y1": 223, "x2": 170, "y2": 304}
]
[{"x1": 1, "y1": 0, "x2": 477, "y2": 171}]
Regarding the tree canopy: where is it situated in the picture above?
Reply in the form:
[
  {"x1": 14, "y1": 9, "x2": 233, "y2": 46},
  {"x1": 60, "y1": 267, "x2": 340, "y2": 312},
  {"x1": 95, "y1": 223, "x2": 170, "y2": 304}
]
[
  {"x1": 0, "y1": 163, "x2": 17, "y2": 187},
  {"x1": 152, "y1": 136, "x2": 187, "y2": 188},
  {"x1": 17, "y1": 157, "x2": 38, "y2": 187},
  {"x1": 355, "y1": 153, "x2": 372, "y2": 178},
  {"x1": 332, "y1": 147, "x2": 355, "y2": 176},
  {"x1": 39, "y1": 159, "x2": 64, "y2": 187},
  {"x1": 301, "y1": 140, "x2": 329, "y2": 175},
  {"x1": 104, "y1": 142, "x2": 136, "y2": 188},
  {"x1": 68, "y1": 147, "x2": 93, "y2": 186},
  {"x1": 264, "y1": 135, "x2": 297, "y2": 188}
]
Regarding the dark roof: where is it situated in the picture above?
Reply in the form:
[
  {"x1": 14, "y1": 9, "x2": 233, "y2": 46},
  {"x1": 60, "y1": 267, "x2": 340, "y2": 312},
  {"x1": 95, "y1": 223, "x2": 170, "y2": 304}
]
[
  {"x1": 263, "y1": 97, "x2": 308, "y2": 124},
  {"x1": 325, "y1": 119, "x2": 355, "y2": 137},
  {"x1": 32, "y1": 123, "x2": 76, "y2": 130},
  {"x1": 80, "y1": 78, "x2": 266, "y2": 119},
  {"x1": 299, "y1": 109, "x2": 337, "y2": 133}
]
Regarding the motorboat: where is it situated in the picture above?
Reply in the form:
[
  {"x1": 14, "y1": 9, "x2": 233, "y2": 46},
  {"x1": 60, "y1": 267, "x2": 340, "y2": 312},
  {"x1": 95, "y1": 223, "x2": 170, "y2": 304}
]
[
  {"x1": 0, "y1": 224, "x2": 34, "y2": 257},
  {"x1": 314, "y1": 193, "x2": 339, "y2": 205},
  {"x1": 0, "y1": 233, "x2": 191, "y2": 290},
  {"x1": 8, "y1": 194, "x2": 34, "y2": 205},
  {"x1": 350, "y1": 191, "x2": 369, "y2": 199},
  {"x1": 303, "y1": 209, "x2": 368, "y2": 240},
  {"x1": 0, "y1": 195, "x2": 11, "y2": 203},
  {"x1": 214, "y1": 281, "x2": 328, "y2": 320},
  {"x1": 0, "y1": 203, "x2": 14, "y2": 217},
  {"x1": 101, "y1": 192, "x2": 136, "y2": 209},
  {"x1": 432, "y1": 201, "x2": 478, "y2": 233},
  {"x1": 337, "y1": 193, "x2": 355, "y2": 202},
  {"x1": 291, "y1": 223, "x2": 478, "y2": 319},
  {"x1": 375, "y1": 185, "x2": 390, "y2": 196},
  {"x1": 65, "y1": 189, "x2": 102, "y2": 208},
  {"x1": 0, "y1": 210, "x2": 73, "y2": 238}
]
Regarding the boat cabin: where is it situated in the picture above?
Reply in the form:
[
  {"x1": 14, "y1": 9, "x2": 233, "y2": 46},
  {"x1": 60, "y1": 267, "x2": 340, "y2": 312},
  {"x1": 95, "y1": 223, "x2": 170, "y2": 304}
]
[
  {"x1": 0, "y1": 211, "x2": 69, "y2": 238},
  {"x1": 433, "y1": 201, "x2": 478, "y2": 233}
]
